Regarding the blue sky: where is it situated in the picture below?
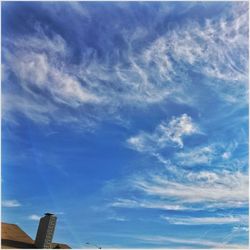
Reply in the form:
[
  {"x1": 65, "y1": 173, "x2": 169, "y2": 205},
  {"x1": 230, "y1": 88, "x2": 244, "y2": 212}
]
[{"x1": 2, "y1": 2, "x2": 249, "y2": 249}]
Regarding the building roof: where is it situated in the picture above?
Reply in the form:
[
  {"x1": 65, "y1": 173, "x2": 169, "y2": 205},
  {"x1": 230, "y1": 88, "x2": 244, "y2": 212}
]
[
  {"x1": 52, "y1": 243, "x2": 71, "y2": 249},
  {"x1": 45, "y1": 213, "x2": 55, "y2": 216},
  {"x1": 1, "y1": 223, "x2": 71, "y2": 249}
]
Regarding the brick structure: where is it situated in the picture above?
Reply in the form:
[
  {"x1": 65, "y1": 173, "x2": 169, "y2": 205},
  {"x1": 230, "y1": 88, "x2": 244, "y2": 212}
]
[{"x1": 35, "y1": 213, "x2": 57, "y2": 248}]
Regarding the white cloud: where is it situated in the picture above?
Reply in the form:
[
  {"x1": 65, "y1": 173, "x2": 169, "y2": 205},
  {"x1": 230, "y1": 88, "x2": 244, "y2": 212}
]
[
  {"x1": 2, "y1": 28, "x2": 105, "y2": 127},
  {"x1": 3, "y1": 28, "x2": 173, "y2": 126},
  {"x1": 127, "y1": 114, "x2": 199, "y2": 152},
  {"x1": 161, "y1": 215, "x2": 248, "y2": 225},
  {"x1": 133, "y1": 171, "x2": 248, "y2": 207},
  {"x1": 186, "y1": 171, "x2": 220, "y2": 184},
  {"x1": 2, "y1": 200, "x2": 21, "y2": 208},
  {"x1": 127, "y1": 136, "x2": 151, "y2": 153},
  {"x1": 86, "y1": 232, "x2": 249, "y2": 249},
  {"x1": 5, "y1": 48, "x2": 100, "y2": 107},
  {"x1": 107, "y1": 216, "x2": 128, "y2": 222},
  {"x1": 159, "y1": 114, "x2": 199, "y2": 148},
  {"x1": 142, "y1": 4, "x2": 248, "y2": 104},
  {"x1": 233, "y1": 226, "x2": 249, "y2": 232},
  {"x1": 177, "y1": 7, "x2": 246, "y2": 81},
  {"x1": 111, "y1": 198, "x2": 188, "y2": 211},
  {"x1": 174, "y1": 142, "x2": 238, "y2": 167},
  {"x1": 28, "y1": 214, "x2": 41, "y2": 221},
  {"x1": 2, "y1": 4, "x2": 248, "y2": 125},
  {"x1": 135, "y1": 235, "x2": 248, "y2": 249},
  {"x1": 222, "y1": 151, "x2": 231, "y2": 160},
  {"x1": 175, "y1": 145, "x2": 214, "y2": 166},
  {"x1": 2, "y1": 93, "x2": 55, "y2": 124},
  {"x1": 66, "y1": 2, "x2": 91, "y2": 19}
]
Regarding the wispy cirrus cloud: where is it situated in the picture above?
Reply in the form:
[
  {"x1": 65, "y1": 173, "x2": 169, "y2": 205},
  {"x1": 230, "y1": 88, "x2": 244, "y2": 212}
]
[
  {"x1": 140, "y1": 3, "x2": 248, "y2": 107},
  {"x1": 233, "y1": 226, "x2": 249, "y2": 233},
  {"x1": 82, "y1": 231, "x2": 248, "y2": 249},
  {"x1": 133, "y1": 170, "x2": 248, "y2": 207},
  {"x1": 2, "y1": 200, "x2": 21, "y2": 208},
  {"x1": 135, "y1": 235, "x2": 248, "y2": 249},
  {"x1": 4, "y1": 36, "x2": 100, "y2": 107},
  {"x1": 161, "y1": 215, "x2": 248, "y2": 225},
  {"x1": 174, "y1": 145, "x2": 215, "y2": 166},
  {"x1": 127, "y1": 114, "x2": 199, "y2": 152},
  {"x1": 2, "y1": 3, "x2": 248, "y2": 126},
  {"x1": 174, "y1": 142, "x2": 238, "y2": 167},
  {"x1": 108, "y1": 169, "x2": 248, "y2": 214},
  {"x1": 107, "y1": 216, "x2": 128, "y2": 222},
  {"x1": 143, "y1": 4, "x2": 248, "y2": 82},
  {"x1": 110, "y1": 198, "x2": 188, "y2": 211},
  {"x1": 2, "y1": 93, "x2": 57, "y2": 125},
  {"x1": 2, "y1": 2, "x2": 248, "y2": 248}
]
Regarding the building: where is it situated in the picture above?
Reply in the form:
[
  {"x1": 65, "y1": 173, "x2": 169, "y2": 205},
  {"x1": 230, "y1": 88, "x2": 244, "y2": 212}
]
[
  {"x1": 35, "y1": 213, "x2": 57, "y2": 248},
  {"x1": 1, "y1": 213, "x2": 70, "y2": 249}
]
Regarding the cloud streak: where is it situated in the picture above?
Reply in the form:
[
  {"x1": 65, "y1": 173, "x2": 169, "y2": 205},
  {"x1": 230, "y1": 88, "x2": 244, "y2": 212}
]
[
  {"x1": 133, "y1": 170, "x2": 248, "y2": 206},
  {"x1": 2, "y1": 200, "x2": 21, "y2": 208},
  {"x1": 161, "y1": 215, "x2": 248, "y2": 225},
  {"x1": 110, "y1": 198, "x2": 189, "y2": 211},
  {"x1": 135, "y1": 235, "x2": 248, "y2": 249}
]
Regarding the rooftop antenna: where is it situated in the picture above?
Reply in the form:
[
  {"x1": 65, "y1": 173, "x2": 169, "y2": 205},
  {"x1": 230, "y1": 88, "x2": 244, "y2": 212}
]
[{"x1": 86, "y1": 242, "x2": 102, "y2": 249}]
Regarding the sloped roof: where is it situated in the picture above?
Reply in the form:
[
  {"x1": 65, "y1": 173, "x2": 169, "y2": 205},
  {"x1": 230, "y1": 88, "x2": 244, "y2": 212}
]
[
  {"x1": 1, "y1": 222, "x2": 71, "y2": 249},
  {"x1": 1, "y1": 223, "x2": 34, "y2": 249}
]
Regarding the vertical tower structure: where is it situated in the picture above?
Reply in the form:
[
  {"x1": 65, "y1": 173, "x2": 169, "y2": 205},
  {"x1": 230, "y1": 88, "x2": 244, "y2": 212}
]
[{"x1": 35, "y1": 213, "x2": 57, "y2": 249}]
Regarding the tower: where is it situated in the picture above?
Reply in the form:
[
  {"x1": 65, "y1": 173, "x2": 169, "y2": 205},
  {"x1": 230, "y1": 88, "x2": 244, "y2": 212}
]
[{"x1": 35, "y1": 213, "x2": 57, "y2": 249}]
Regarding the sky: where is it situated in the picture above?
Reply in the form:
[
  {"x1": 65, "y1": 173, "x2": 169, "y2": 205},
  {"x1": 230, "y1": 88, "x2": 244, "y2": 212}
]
[{"x1": 1, "y1": 1, "x2": 249, "y2": 249}]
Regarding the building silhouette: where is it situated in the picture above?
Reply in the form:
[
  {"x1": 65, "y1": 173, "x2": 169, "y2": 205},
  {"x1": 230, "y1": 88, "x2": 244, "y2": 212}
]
[
  {"x1": 35, "y1": 213, "x2": 57, "y2": 248},
  {"x1": 1, "y1": 212, "x2": 70, "y2": 249}
]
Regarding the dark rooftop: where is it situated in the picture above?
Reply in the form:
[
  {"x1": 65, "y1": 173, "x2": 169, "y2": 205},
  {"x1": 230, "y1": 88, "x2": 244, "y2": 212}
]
[
  {"x1": 1, "y1": 222, "x2": 70, "y2": 249},
  {"x1": 44, "y1": 213, "x2": 55, "y2": 216}
]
